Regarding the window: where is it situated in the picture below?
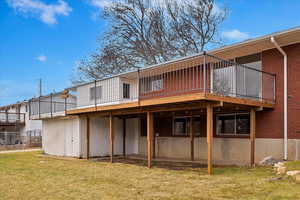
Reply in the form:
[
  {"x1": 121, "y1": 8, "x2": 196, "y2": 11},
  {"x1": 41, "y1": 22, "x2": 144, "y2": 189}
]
[
  {"x1": 173, "y1": 117, "x2": 188, "y2": 136},
  {"x1": 140, "y1": 76, "x2": 163, "y2": 93},
  {"x1": 90, "y1": 86, "x2": 102, "y2": 101},
  {"x1": 123, "y1": 83, "x2": 130, "y2": 99},
  {"x1": 192, "y1": 117, "x2": 201, "y2": 136},
  {"x1": 236, "y1": 114, "x2": 250, "y2": 134},
  {"x1": 151, "y1": 79, "x2": 163, "y2": 91},
  {"x1": 217, "y1": 113, "x2": 250, "y2": 135},
  {"x1": 173, "y1": 117, "x2": 201, "y2": 136}
]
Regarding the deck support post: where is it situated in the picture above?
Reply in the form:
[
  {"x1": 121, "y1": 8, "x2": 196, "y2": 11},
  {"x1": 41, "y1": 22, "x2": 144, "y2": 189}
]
[
  {"x1": 250, "y1": 108, "x2": 256, "y2": 166},
  {"x1": 190, "y1": 116, "x2": 194, "y2": 161},
  {"x1": 153, "y1": 128, "x2": 156, "y2": 159},
  {"x1": 86, "y1": 115, "x2": 90, "y2": 159},
  {"x1": 123, "y1": 118, "x2": 126, "y2": 157},
  {"x1": 206, "y1": 104, "x2": 213, "y2": 175},
  {"x1": 147, "y1": 112, "x2": 154, "y2": 168},
  {"x1": 109, "y1": 113, "x2": 114, "y2": 163},
  {"x1": 38, "y1": 96, "x2": 41, "y2": 119}
]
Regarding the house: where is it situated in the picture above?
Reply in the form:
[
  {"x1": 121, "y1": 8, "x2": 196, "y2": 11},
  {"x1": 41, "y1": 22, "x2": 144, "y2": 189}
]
[
  {"x1": 0, "y1": 101, "x2": 42, "y2": 149},
  {"x1": 29, "y1": 27, "x2": 300, "y2": 174}
]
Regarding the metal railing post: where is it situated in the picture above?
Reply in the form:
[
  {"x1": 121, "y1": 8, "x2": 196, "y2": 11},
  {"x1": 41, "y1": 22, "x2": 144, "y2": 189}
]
[
  {"x1": 94, "y1": 80, "x2": 97, "y2": 110},
  {"x1": 274, "y1": 74, "x2": 276, "y2": 103},
  {"x1": 235, "y1": 59, "x2": 238, "y2": 97},
  {"x1": 137, "y1": 69, "x2": 140, "y2": 103},
  {"x1": 5, "y1": 110, "x2": 8, "y2": 123},
  {"x1": 50, "y1": 93, "x2": 53, "y2": 118},
  {"x1": 210, "y1": 62, "x2": 214, "y2": 93},
  {"x1": 64, "y1": 97, "x2": 67, "y2": 114},
  {"x1": 38, "y1": 96, "x2": 41, "y2": 119},
  {"x1": 28, "y1": 100, "x2": 31, "y2": 120},
  {"x1": 17, "y1": 105, "x2": 20, "y2": 121},
  {"x1": 203, "y1": 52, "x2": 206, "y2": 93}
]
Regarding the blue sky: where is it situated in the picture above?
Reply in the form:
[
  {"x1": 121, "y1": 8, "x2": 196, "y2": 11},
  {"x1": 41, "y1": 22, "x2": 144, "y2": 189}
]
[{"x1": 1, "y1": 0, "x2": 300, "y2": 106}]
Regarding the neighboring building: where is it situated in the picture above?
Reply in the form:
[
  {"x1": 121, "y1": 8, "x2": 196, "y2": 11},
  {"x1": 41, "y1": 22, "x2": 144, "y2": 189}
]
[
  {"x1": 29, "y1": 27, "x2": 300, "y2": 174},
  {"x1": 0, "y1": 101, "x2": 42, "y2": 148}
]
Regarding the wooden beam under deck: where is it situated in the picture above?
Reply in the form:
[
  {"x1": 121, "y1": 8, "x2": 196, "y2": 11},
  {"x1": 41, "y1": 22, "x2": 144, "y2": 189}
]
[
  {"x1": 147, "y1": 112, "x2": 154, "y2": 168},
  {"x1": 204, "y1": 93, "x2": 274, "y2": 109},
  {"x1": 123, "y1": 118, "x2": 126, "y2": 157},
  {"x1": 189, "y1": 116, "x2": 194, "y2": 161},
  {"x1": 206, "y1": 104, "x2": 213, "y2": 175},
  {"x1": 86, "y1": 116, "x2": 90, "y2": 159},
  {"x1": 250, "y1": 108, "x2": 256, "y2": 166},
  {"x1": 66, "y1": 92, "x2": 274, "y2": 116},
  {"x1": 78, "y1": 101, "x2": 216, "y2": 118},
  {"x1": 109, "y1": 113, "x2": 114, "y2": 163}
]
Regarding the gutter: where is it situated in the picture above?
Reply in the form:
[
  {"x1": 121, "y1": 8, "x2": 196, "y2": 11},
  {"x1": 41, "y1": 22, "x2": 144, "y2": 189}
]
[{"x1": 270, "y1": 36, "x2": 288, "y2": 160}]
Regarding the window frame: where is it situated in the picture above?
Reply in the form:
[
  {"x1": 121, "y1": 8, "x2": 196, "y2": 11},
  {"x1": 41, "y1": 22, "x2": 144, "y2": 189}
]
[
  {"x1": 90, "y1": 85, "x2": 102, "y2": 101},
  {"x1": 140, "y1": 76, "x2": 163, "y2": 93},
  {"x1": 172, "y1": 117, "x2": 188, "y2": 136},
  {"x1": 172, "y1": 116, "x2": 202, "y2": 137},
  {"x1": 216, "y1": 113, "x2": 250, "y2": 136},
  {"x1": 123, "y1": 83, "x2": 130, "y2": 99},
  {"x1": 151, "y1": 79, "x2": 163, "y2": 92}
]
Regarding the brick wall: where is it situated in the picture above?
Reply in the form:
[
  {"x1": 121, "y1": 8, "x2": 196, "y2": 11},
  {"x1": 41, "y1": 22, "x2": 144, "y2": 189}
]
[{"x1": 257, "y1": 43, "x2": 300, "y2": 139}]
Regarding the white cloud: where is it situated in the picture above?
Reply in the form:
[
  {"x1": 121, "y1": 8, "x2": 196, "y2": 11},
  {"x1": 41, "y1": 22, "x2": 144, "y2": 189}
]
[
  {"x1": 6, "y1": 0, "x2": 72, "y2": 25},
  {"x1": 85, "y1": 0, "x2": 112, "y2": 21},
  {"x1": 222, "y1": 29, "x2": 250, "y2": 41},
  {"x1": 36, "y1": 54, "x2": 47, "y2": 62},
  {"x1": 88, "y1": 0, "x2": 112, "y2": 8}
]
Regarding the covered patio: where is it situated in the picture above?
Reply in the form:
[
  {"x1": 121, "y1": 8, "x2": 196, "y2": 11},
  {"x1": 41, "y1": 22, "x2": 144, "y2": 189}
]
[{"x1": 83, "y1": 99, "x2": 260, "y2": 175}]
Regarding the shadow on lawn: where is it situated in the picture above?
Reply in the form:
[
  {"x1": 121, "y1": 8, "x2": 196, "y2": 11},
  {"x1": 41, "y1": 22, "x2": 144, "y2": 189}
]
[{"x1": 92, "y1": 156, "x2": 209, "y2": 171}]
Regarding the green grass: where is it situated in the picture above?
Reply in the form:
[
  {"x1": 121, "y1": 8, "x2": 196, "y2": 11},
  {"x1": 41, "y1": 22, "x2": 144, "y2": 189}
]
[
  {"x1": 285, "y1": 161, "x2": 300, "y2": 171},
  {"x1": 0, "y1": 151, "x2": 299, "y2": 200}
]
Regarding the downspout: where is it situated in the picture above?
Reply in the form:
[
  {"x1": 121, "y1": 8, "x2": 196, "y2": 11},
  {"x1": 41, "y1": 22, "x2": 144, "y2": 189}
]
[{"x1": 270, "y1": 36, "x2": 288, "y2": 160}]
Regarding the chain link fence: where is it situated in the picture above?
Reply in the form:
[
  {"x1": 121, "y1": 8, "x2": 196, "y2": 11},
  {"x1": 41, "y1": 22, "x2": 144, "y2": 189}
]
[{"x1": 0, "y1": 129, "x2": 42, "y2": 150}]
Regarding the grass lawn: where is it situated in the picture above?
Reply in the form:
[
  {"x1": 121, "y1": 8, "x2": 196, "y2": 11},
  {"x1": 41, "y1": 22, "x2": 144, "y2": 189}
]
[{"x1": 0, "y1": 151, "x2": 299, "y2": 200}]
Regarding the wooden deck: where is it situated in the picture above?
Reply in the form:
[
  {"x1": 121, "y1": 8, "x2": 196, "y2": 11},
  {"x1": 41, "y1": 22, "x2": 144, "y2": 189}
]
[{"x1": 66, "y1": 92, "x2": 274, "y2": 115}]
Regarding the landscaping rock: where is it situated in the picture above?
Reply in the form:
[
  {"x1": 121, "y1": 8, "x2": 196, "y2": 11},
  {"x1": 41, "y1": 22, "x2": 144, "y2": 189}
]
[
  {"x1": 286, "y1": 170, "x2": 300, "y2": 177},
  {"x1": 276, "y1": 166, "x2": 287, "y2": 175},
  {"x1": 274, "y1": 162, "x2": 285, "y2": 168},
  {"x1": 268, "y1": 177, "x2": 283, "y2": 182},
  {"x1": 259, "y1": 156, "x2": 278, "y2": 166},
  {"x1": 273, "y1": 162, "x2": 285, "y2": 172}
]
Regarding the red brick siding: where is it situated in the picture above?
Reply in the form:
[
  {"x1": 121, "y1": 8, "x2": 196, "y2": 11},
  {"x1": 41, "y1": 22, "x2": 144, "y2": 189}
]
[
  {"x1": 257, "y1": 43, "x2": 300, "y2": 139},
  {"x1": 285, "y1": 43, "x2": 300, "y2": 139},
  {"x1": 140, "y1": 43, "x2": 300, "y2": 140}
]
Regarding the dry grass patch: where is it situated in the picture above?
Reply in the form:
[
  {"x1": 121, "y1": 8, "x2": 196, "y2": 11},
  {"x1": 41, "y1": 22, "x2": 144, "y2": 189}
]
[{"x1": 0, "y1": 152, "x2": 299, "y2": 200}]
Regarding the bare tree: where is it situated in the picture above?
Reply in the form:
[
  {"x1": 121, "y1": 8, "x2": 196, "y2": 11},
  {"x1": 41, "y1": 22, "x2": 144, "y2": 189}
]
[{"x1": 73, "y1": 0, "x2": 227, "y2": 83}]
